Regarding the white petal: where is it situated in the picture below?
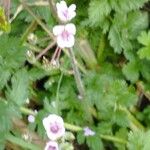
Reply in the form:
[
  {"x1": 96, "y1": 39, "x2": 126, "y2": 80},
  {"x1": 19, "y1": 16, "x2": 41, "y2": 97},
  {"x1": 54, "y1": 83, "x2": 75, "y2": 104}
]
[
  {"x1": 53, "y1": 25, "x2": 64, "y2": 36},
  {"x1": 69, "y1": 4, "x2": 76, "y2": 11},
  {"x1": 57, "y1": 35, "x2": 66, "y2": 48},
  {"x1": 56, "y1": 1, "x2": 67, "y2": 12},
  {"x1": 56, "y1": 1, "x2": 68, "y2": 22},
  {"x1": 64, "y1": 35, "x2": 75, "y2": 48},
  {"x1": 43, "y1": 117, "x2": 49, "y2": 132},
  {"x1": 68, "y1": 11, "x2": 76, "y2": 21},
  {"x1": 57, "y1": 11, "x2": 68, "y2": 22},
  {"x1": 65, "y1": 23, "x2": 76, "y2": 35}
]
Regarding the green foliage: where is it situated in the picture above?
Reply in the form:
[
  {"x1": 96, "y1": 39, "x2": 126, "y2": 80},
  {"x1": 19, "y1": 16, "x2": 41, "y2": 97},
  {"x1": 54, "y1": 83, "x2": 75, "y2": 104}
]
[
  {"x1": 0, "y1": 7, "x2": 10, "y2": 32},
  {"x1": 0, "y1": 35, "x2": 27, "y2": 89},
  {"x1": 0, "y1": 0, "x2": 150, "y2": 149},
  {"x1": 137, "y1": 31, "x2": 150, "y2": 60},
  {"x1": 128, "y1": 130, "x2": 150, "y2": 150},
  {"x1": 122, "y1": 60, "x2": 140, "y2": 83}
]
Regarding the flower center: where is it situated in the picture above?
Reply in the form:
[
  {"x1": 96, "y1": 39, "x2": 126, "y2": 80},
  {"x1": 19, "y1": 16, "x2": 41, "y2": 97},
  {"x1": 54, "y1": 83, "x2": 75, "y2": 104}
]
[
  {"x1": 48, "y1": 146, "x2": 56, "y2": 150},
  {"x1": 50, "y1": 124, "x2": 59, "y2": 133},
  {"x1": 61, "y1": 30, "x2": 70, "y2": 41}
]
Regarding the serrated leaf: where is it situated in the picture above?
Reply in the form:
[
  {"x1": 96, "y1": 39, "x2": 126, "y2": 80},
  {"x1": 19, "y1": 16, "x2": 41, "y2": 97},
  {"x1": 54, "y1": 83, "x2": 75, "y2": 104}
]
[
  {"x1": 6, "y1": 69, "x2": 29, "y2": 106},
  {"x1": 138, "y1": 31, "x2": 150, "y2": 46},
  {"x1": 0, "y1": 35, "x2": 27, "y2": 89},
  {"x1": 128, "y1": 130, "x2": 150, "y2": 150},
  {"x1": 88, "y1": 0, "x2": 111, "y2": 27},
  {"x1": 108, "y1": 25, "x2": 122, "y2": 53},
  {"x1": 86, "y1": 136, "x2": 104, "y2": 150},
  {"x1": 137, "y1": 31, "x2": 150, "y2": 60},
  {"x1": 122, "y1": 60, "x2": 140, "y2": 83},
  {"x1": 110, "y1": 0, "x2": 149, "y2": 12}
]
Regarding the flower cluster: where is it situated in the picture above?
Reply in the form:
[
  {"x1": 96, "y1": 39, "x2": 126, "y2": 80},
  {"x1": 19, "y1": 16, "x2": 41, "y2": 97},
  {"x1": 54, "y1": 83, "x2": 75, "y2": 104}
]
[
  {"x1": 43, "y1": 114, "x2": 65, "y2": 150},
  {"x1": 53, "y1": 1, "x2": 76, "y2": 48}
]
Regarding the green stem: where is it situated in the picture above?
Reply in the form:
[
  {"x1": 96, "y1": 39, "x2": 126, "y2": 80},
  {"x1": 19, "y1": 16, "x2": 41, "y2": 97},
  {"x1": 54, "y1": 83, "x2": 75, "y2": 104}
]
[
  {"x1": 119, "y1": 106, "x2": 144, "y2": 131},
  {"x1": 64, "y1": 123, "x2": 127, "y2": 145},
  {"x1": 19, "y1": 107, "x2": 127, "y2": 145},
  {"x1": 56, "y1": 72, "x2": 63, "y2": 114},
  {"x1": 100, "y1": 134, "x2": 127, "y2": 145},
  {"x1": 20, "y1": 0, "x2": 54, "y2": 39},
  {"x1": 21, "y1": 20, "x2": 37, "y2": 43},
  {"x1": 20, "y1": 107, "x2": 36, "y2": 116},
  {"x1": 64, "y1": 123, "x2": 83, "y2": 132},
  {"x1": 68, "y1": 48, "x2": 85, "y2": 98},
  {"x1": 6, "y1": 134, "x2": 42, "y2": 150}
]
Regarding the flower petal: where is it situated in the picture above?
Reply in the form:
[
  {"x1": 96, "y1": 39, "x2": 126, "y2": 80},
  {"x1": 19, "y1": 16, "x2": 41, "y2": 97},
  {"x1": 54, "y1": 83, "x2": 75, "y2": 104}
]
[
  {"x1": 69, "y1": 4, "x2": 76, "y2": 11},
  {"x1": 44, "y1": 141, "x2": 59, "y2": 150},
  {"x1": 64, "y1": 34, "x2": 75, "y2": 48},
  {"x1": 65, "y1": 23, "x2": 76, "y2": 35},
  {"x1": 57, "y1": 35, "x2": 66, "y2": 48},
  {"x1": 56, "y1": 1, "x2": 67, "y2": 12},
  {"x1": 53, "y1": 25, "x2": 64, "y2": 36},
  {"x1": 68, "y1": 11, "x2": 76, "y2": 21},
  {"x1": 57, "y1": 11, "x2": 68, "y2": 22}
]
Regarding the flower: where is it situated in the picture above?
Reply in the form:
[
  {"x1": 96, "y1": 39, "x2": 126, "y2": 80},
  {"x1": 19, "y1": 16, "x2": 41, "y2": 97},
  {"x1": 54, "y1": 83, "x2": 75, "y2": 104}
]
[
  {"x1": 43, "y1": 114, "x2": 65, "y2": 140},
  {"x1": 56, "y1": 1, "x2": 76, "y2": 22},
  {"x1": 44, "y1": 141, "x2": 59, "y2": 150},
  {"x1": 53, "y1": 23, "x2": 76, "y2": 48},
  {"x1": 28, "y1": 115, "x2": 35, "y2": 123},
  {"x1": 83, "y1": 127, "x2": 95, "y2": 137}
]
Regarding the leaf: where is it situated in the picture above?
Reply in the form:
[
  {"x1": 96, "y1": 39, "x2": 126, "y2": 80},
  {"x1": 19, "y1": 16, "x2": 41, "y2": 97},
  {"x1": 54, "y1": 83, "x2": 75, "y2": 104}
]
[
  {"x1": 0, "y1": 35, "x2": 27, "y2": 89},
  {"x1": 88, "y1": 0, "x2": 111, "y2": 27},
  {"x1": 138, "y1": 31, "x2": 150, "y2": 46},
  {"x1": 109, "y1": 0, "x2": 149, "y2": 12},
  {"x1": 122, "y1": 60, "x2": 140, "y2": 83},
  {"x1": 108, "y1": 25, "x2": 122, "y2": 53},
  {"x1": 128, "y1": 130, "x2": 150, "y2": 150},
  {"x1": 137, "y1": 31, "x2": 150, "y2": 60},
  {"x1": 86, "y1": 136, "x2": 104, "y2": 150},
  {"x1": 6, "y1": 69, "x2": 29, "y2": 106}
]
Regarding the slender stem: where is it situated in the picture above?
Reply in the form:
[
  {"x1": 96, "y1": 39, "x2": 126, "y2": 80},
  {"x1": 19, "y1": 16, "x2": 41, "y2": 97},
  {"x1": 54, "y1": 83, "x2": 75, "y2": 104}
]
[
  {"x1": 64, "y1": 123, "x2": 83, "y2": 132},
  {"x1": 20, "y1": 107, "x2": 36, "y2": 116},
  {"x1": 21, "y1": 20, "x2": 37, "y2": 43},
  {"x1": 19, "y1": 106, "x2": 127, "y2": 145},
  {"x1": 119, "y1": 106, "x2": 145, "y2": 131},
  {"x1": 68, "y1": 48, "x2": 85, "y2": 98},
  {"x1": 36, "y1": 41, "x2": 56, "y2": 60},
  {"x1": 50, "y1": 46, "x2": 59, "y2": 63},
  {"x1": 6, "y1": 134, "x2": 42, "y2": 150},
  {"x1": 20, "y1": 0, "x2": 54, "y2": 39},
  {"x1": 100, "y1": 134, "x2": 127, "y2": 145},
  {"x1": 56, "y1": 72, "x2": 63, "y2": 114}
]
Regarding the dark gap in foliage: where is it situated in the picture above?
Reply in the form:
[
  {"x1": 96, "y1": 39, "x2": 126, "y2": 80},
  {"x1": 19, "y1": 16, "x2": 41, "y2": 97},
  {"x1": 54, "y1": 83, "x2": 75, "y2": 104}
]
[{"x1": 138, "y1": 95, "x2": 150, "y2": 111}]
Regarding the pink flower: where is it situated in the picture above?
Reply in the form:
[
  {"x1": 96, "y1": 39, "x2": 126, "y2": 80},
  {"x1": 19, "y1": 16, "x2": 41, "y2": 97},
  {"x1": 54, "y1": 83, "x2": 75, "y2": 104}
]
[
  {"x1": 44, "y1": 141, "x2": 59, "y2": 150},
  {"x1": 43, "y1": 114, "x2": 65, "y2": 140},
  {"x1": 83, "y1": 127, "x2": 95, "y2": 137},
  {"x1": 53, "y1": 23, "x2": 76, "y2": 48},
  {"x1": 56, "y1": 1, "x2": 76, "y2": 22}
]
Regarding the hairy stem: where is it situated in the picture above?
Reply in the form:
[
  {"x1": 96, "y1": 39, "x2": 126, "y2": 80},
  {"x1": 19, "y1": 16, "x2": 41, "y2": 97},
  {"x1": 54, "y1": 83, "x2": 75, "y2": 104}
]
[
  {"x1": 68, "y1": 48, "x2": 85, "y2": 98},
  {"x1": 36, "y1": 40, "x2": 56, "y2": 60}
]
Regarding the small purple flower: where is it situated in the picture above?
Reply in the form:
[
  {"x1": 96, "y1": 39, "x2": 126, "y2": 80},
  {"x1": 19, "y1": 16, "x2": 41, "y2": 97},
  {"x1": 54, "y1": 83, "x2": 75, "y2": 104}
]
[
  {"x1": 83, "y1": 127, "x2": 95, "y2": 137},
  {"x1": 44, "y1": 141, "x2": 59, "y2": 150},
  {"x1": 43, "y1": 114, "x2": 65, "y2": 140},
  {"x1": 28, "y1": 115, "x2": 35, "y2": 123}
]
